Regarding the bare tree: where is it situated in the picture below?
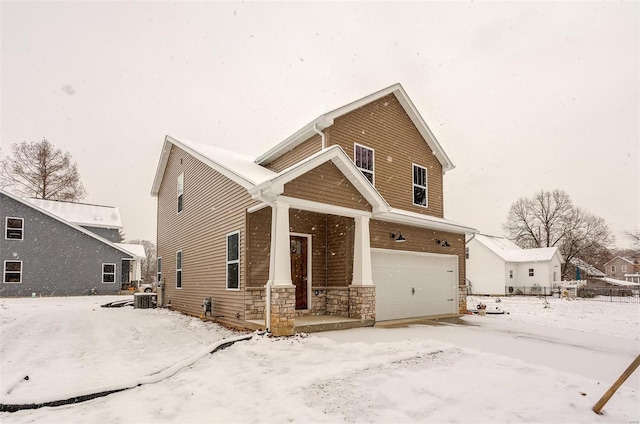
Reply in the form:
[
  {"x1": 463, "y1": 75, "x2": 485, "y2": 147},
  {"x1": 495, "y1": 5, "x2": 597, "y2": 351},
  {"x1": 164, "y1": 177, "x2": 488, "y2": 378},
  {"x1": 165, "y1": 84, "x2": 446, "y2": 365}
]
[
  {"x1": 0, "y1": 138, "x2": 87, "y2": 201},
  {"x1": 504, "y1": 189, "x2": 614, "y2": 278},
  {"x1": 626, "y1": 228, "x2": 640, "y2": 251},
  {"x1": 127, "y1": 240, "x2": 157, "y2": 283}
]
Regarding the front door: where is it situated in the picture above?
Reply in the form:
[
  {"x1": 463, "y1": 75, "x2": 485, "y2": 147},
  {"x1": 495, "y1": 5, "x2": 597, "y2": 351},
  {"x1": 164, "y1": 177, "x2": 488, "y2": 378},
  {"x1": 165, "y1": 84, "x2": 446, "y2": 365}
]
[{"x1": 290, "y1": 236, "x2": 308, "y2": 309}]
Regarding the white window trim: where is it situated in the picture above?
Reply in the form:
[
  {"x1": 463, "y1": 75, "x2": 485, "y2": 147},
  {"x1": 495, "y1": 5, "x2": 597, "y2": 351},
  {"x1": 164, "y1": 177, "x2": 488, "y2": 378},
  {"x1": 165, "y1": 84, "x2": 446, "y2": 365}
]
[
  {"x1": 102, "y1": 263, "x2": 116, "y2": 284},
  {"x1": 621, "y1": 265, "x2": 627, "y2": 272},
  {"x1": 611, "y1": 266, "x2": 616, "y2": 272},
  {"x1": 354, "y1": 143, "x2": 375, "y2": 185},
  {"x1": 177, "y1": 172, "x2": 184, "y2": 214},
  {"x1": 5, "y1": 217, "x2": 24, "y2": 240},
  {"x1": 157, "y1": 257, "x2": 162, "y2": 287},
  {"x1": 412, "y1": 163, "x2": 428, "y2": 208},
  {"x1": 226, "y1": 230, "x2": 240, "y2": 291},
  {"x1": 3, "y1": 260, "x2": 23, "y2": 284},
  {"x1": 176, "y1": 250, "x2": 183, "y2": 289},
  {"x1": 529, "y1": 268, "x2": 535, "y2": 277}
]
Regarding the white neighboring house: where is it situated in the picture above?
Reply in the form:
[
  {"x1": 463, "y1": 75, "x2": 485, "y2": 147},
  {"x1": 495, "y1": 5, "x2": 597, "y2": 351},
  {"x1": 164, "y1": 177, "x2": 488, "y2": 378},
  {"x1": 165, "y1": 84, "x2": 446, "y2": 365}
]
[{"x1": 466, "y1": 234, "x2": 564, "y2": 295}]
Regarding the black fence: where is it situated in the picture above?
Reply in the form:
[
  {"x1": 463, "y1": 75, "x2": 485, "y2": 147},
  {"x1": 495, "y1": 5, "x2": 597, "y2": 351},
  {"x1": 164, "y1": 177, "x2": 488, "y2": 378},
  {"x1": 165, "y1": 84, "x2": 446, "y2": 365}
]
[
  {"x1": 576, "y1": 286, "x2": 640, "y2": 304},
  {"x1": 503, "y1": 286, "x2": 555, "y2": 297}
]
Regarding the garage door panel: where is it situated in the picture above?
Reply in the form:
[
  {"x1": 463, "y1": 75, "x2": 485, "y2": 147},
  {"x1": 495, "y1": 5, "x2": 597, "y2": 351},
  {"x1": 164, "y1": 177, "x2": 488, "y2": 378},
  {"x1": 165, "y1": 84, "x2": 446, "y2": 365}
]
[{"x1": 372, "y1": 249, "x2": 458, "y2": 321}]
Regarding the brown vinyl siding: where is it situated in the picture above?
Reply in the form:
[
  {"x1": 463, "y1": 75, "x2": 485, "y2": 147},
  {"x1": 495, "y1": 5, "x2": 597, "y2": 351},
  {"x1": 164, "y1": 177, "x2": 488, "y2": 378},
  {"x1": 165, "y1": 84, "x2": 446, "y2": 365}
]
[
  {"x1": 265, "y1": 134, "x2": 323, "y2": 172},
  {"x1": 156, "y1": 145, "x2": 258, "y2": 327},
  {"x1": 246, "y1": 207, "x2": 271, "y2": 288},
  {"x1": 369, "y1": 219, "x2": 466, "y2": 288},
  {"x1": 325, "y1": 93, "x2": 444, "y2": 217},
  {"x1": 283, "y1": 162, "x2": 372, "y2": 212}
]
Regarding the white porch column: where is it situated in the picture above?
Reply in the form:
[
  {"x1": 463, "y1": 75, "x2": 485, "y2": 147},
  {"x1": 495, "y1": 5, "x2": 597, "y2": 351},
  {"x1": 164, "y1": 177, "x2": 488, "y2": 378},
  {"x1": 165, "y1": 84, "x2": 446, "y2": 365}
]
[
  {"x1": 270, "y1": 200, "x2": 292, "y2": 286},
  {"x1": 352, "y1": 215, "x2": 373, "y2": 286}
]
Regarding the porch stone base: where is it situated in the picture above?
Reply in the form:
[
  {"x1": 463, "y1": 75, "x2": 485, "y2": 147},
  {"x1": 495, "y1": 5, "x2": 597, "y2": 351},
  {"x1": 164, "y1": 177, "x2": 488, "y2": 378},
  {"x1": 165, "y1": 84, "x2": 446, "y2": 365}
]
[
  {"x1": 270, "y1": 285, "x2": 296, "y2": 336},
  {"x1": 326, "y1": 287, "x2": 350, "y2": 317},
  {"x1": 458, "y1": 285, "x2": 467, "y2": 315},
  {"x1": 348, "y1": 285, "x2": 376, "y2": 320},
  {"x1": 245, "y1": 287, "x2": 266, "y2": 320}
]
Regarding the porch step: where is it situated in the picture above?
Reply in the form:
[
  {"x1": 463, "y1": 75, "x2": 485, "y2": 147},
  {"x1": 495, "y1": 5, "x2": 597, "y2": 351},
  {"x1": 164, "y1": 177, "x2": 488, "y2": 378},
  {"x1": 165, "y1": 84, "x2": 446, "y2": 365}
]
[{"x1": 295, "y1": 317, "x2": 374, "y2": 333}]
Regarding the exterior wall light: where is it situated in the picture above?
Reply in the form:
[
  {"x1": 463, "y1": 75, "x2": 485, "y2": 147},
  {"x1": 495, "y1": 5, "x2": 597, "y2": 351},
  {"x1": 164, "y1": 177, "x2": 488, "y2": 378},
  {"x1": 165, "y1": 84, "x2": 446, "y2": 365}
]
[{"x1": 437, "y1": 239, "x2": 451, "y2": 247}]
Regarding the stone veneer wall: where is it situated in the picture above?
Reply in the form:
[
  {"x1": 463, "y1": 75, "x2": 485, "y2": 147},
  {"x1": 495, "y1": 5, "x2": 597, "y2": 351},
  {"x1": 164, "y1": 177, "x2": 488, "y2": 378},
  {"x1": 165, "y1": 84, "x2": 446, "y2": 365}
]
[
  {"x1": 309, "y1": 287, "x2": 327, "y2": 315},
  {"x1": 326, "y1": 287, "x2": 350, "y2": 317},
  {"x1": 245, "y1": 287, "x2": 266, "y2": 320},
  {"x1": 458, "y1": 285, "x2": 467, "y2": 315},
  {"x1": 270, "y1": 286, "x2": 296, "y2": 336},
  {"x1": 348, "y1": 286, "x2": 376, "y2": 320}
]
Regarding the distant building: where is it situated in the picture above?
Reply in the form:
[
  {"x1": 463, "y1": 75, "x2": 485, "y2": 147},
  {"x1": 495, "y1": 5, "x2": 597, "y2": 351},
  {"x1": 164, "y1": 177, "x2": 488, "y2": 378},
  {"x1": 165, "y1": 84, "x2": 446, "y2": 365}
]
[
  {"x1": 603, "y1": 256, "x2": 639, "y2": 282},
  {"x1": 1, "y1": 189, "x2": 145, "y2": 297},
  {"x1": 466, "y1": 234, "x2": 564, "y2": 296}
]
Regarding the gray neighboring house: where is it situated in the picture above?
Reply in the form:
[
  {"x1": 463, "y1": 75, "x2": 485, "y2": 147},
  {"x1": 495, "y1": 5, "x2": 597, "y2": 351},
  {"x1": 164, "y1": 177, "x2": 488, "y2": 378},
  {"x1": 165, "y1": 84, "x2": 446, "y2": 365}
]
[{"x1": 1, "y1": 189, "x2": 145, "y2": 297}]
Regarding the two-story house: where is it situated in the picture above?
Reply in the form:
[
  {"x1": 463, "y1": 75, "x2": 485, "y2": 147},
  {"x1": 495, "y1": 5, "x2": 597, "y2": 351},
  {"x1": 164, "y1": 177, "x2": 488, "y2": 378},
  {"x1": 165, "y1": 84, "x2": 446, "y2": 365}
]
[
  {"x1": 151, "y1": 83, "x2": 476, "y2": 335},
  {"x1": 1, "y1": 189, "x2": 145, "y2": 297},
  {"x1": 603, "y1": 256, "x2": 639, "y2": 282}
]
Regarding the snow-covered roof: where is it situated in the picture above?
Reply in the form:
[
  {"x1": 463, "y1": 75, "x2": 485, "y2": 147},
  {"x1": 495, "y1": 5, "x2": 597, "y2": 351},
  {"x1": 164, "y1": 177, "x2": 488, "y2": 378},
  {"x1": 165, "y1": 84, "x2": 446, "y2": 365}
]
[
  {"x1": 25, "y1": 198, "x2": 123, "y2": 229},
  {"x1": 598, "y1": 277, "x2": 640, "y2": 287},
  {"x1": 1, "y1": 189, "x2": 135, "y2": 259},
  {"x1": 255, "y1": 83, "x2": 455, "y2": 173},
  {"x1": 115, "y1": 243, "x2": 146, "y2": 260},
  {"x1": 472, "y1": 234, "x2": 563, "y2": 263},
  {"x1": 603, "y1": 256, "x2": 637, "y2": 266},
  {"x1": 151, "y1": 135, "x2": 277, "y2": 195},
  {"x1": 569, "y1": 258, "x2": 605, "y2": 277}
]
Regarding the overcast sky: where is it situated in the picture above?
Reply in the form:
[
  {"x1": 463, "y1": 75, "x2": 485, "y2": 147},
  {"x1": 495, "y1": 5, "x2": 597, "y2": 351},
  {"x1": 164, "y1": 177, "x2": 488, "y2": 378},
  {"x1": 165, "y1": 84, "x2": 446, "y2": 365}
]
[{"x1": 1, "y1": 1, "x2": 638, "y2": 248}]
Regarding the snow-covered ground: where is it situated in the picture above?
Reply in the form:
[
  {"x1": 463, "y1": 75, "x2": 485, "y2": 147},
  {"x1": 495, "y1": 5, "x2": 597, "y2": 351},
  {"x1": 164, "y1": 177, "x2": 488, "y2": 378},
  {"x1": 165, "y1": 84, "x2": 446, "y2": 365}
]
[{"x1": 1, "y1": 295, "x2": 638, "y2": 423}]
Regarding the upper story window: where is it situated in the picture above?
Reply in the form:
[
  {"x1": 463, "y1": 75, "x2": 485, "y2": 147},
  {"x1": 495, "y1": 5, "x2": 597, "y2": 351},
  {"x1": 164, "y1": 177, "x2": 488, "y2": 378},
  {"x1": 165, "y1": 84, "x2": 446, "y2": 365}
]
[
  {"x1": 529, "y1": 268, "x2": 535, "y2": 277},
  {"x1": 465, "y1": 247, "x2": 469, "y2": 259},
  {"x1": 621, "y1": 265, "x2": 627, "y2": 272},
  {"x1": 227, "y1": 231, "x2": 240, "y2": 290},
  {"x1": 611, "y1": 266, "x2": 616, "y2": 273},
  {"x1": 509, "y1": 270, "x2": 513, "y2": 279},
  {"x1": 157, "y1": 257, "x2": 162, "y2": 287},
  {"x1": 177, "y1": 172, "x2": 184, "y2": 213},
  {"x1": 4, "y1": 261, "x2": 22, "y2": 283},
  {"x1": 176, "y1": 250, "x2": 183, "y2": 289},
  {"x1": 354, "y1": 144, "x2": 374, "y2": 185},
  {"x1": 413, "y1": 164, "x2": 428, "y2": 207},
  {"x1": 102, "y1": 263, "x2": 116, "y2": 283},
  {"x1": 5, "y1": 217, "x2": 24, "y2": 240}
]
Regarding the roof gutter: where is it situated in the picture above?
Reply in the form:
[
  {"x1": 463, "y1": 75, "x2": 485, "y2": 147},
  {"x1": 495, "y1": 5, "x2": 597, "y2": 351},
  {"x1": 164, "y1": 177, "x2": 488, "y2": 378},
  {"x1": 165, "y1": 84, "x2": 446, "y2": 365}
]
[{"x1": 313, "y1": 123, "x2": 326, "y2": 149}]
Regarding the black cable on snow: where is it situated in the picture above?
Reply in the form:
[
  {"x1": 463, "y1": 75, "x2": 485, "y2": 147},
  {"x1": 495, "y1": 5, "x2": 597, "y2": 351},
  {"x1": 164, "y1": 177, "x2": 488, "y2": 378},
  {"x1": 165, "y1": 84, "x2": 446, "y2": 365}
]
[{"x1": 0, "y1": 333, "x2": 253, "y2": 413}]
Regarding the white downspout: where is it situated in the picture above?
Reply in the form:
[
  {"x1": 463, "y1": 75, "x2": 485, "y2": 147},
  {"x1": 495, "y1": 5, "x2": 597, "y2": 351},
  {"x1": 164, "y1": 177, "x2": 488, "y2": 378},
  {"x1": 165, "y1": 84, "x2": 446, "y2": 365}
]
[
  {"x1": 254, "y1": 190, "x2": 274, "y2": 333},
  {"x1": 313, "y1": 123, "x2": 326, "y2": 149}
]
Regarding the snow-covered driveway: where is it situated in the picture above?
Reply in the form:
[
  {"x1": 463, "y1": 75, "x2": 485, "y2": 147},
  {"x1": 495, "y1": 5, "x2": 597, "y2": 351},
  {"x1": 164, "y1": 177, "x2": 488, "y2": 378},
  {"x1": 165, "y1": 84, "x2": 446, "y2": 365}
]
[{"x1": 1, "y1": 295, "x2": 638, "y2": 423}]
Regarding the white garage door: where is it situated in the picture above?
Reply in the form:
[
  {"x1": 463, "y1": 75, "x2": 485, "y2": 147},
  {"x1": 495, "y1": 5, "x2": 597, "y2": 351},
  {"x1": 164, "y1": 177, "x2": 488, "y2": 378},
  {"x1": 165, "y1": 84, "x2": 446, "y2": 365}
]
[{"x1": 372, "y1": 249, "x2": 458, "y2": 321}]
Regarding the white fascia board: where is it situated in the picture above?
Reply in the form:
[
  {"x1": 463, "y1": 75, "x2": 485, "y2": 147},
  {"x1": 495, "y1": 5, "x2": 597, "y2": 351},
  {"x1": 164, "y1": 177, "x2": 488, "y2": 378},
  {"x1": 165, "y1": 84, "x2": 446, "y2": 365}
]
[
  {"x1": 377, "y1": 208, "x2": 478, "y2": 234},
  {"x1": 1, "y1": 189, "x2": 135, "y2": 259},
  {"x1": 150, "y1": 138, "x2": 172, "y2": 196},
  {"x1": 250, "y1": 145, "x2": 389, "y2": 213}
]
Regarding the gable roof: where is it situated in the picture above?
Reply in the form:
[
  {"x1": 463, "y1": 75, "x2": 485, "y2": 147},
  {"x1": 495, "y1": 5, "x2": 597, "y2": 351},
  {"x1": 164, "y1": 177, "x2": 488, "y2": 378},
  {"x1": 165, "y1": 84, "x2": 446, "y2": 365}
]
[
  {"x1": 569, "y1": 257, "x2": 605, "y2": 277},
  {"x1": 472, "y1": 234, "x2": 564, "y2": 263},
  {"x1": 151, "y1": 135, "x2": 277, "y2": 195},
  {"x1": 1, "y1": 189, "x2": 135, "y2": 259},
  {"x1": 249, "y1": 145, "x2": 390, "y2": 214},
  {"x1": 603, "y1": 256, "x2": 637, "y2": 266},
  {"x1": 255, "y1": 83, "x2": 455, "y2": 173},
  {"x1": 25, "y1": 198, "x2": 123, "y2": 229}
]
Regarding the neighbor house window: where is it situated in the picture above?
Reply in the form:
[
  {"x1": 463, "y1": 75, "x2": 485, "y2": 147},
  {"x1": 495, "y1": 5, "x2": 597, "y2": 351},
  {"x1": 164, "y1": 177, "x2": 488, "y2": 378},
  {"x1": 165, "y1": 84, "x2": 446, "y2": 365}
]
[
  {"x1": 621, "y1": 265, "x2": 627, "y2": 272},
  {"x1": 5, "y1": 217, "x2": 24, "y2": 240},
  {"x1": 509, "y1": 270, "x2": 513, "y2": 279},
  {"x1": 529, "y1": 268, "x2": 534, "y2": 277},
  {"x1": 177, "y1": 172, "x2": 184, "y2": 213},
  {"x1": 465, "y1": 247, "x2": 469, "y2": 259},
  {"x1": 157, "y1": 257, "x2": 162, "y2": 287},
  {"x1": 354, "y1": 144, "x2": 374, "y2": 185},
  {"x1": 611, "y1": 266, "x2": 615, "y2": 272},
  {"x1": 102, "y1": 263, "x2": 116, "y2": 283},
  {"x1": 227, "y1": 231, "x2": 240, "y2": 290},
  {"x1": 413, "y1": 164, "x2": 428, "y2": 207},
  {"x1": 176, "y1": 251, "x2": 182, "y2": 289},
  {"x1": 3, "y1": 261, "x2": 22, "y2": 283}
]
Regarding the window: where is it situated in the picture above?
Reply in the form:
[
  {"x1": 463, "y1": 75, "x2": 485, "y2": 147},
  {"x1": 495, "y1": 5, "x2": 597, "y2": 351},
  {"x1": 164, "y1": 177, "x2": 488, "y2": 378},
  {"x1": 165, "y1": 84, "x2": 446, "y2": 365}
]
[
  {"x1": 177, "y1": 173, "x2": 184, "y2": 213},
  {"x1": 529, "y1": 268, "x2": 534, "y2": 277},
  {"x1": 611, "y1": 266, "x2": 616, "y2": 273},
  {"x1": 621, "y1": 265, "x2": 627, "y2": 272},
  {"x1": 227, "y1": 231, "x2": 240, "y2": 290},
  {"x1": 4, "y1": 261, "x2": 22, "y2": 283},
  {"x1": 509, "y1": 270, "x2": 513, "y2": 279},
  {"x1": 354, "y1": 144, "x2": 374, "y2": 185},
  {"x1": 5, "y1": 217, "x2": 24, "y2": 240},
  {"x1": 157, "y1": 257, "x2": 162, "y2": 287},
  {"x1": 176, "y1": 251, "x2": 182, "y2": 289},
  {"x1": 102, "y1": 263, "x2": 116, "y2": 283},
  {"x1": 413, "y1": 164, "x2": 427, "y2": 207},
  {"x1": 465, "y1": 247, "x2": 469, "y2": 259}
]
